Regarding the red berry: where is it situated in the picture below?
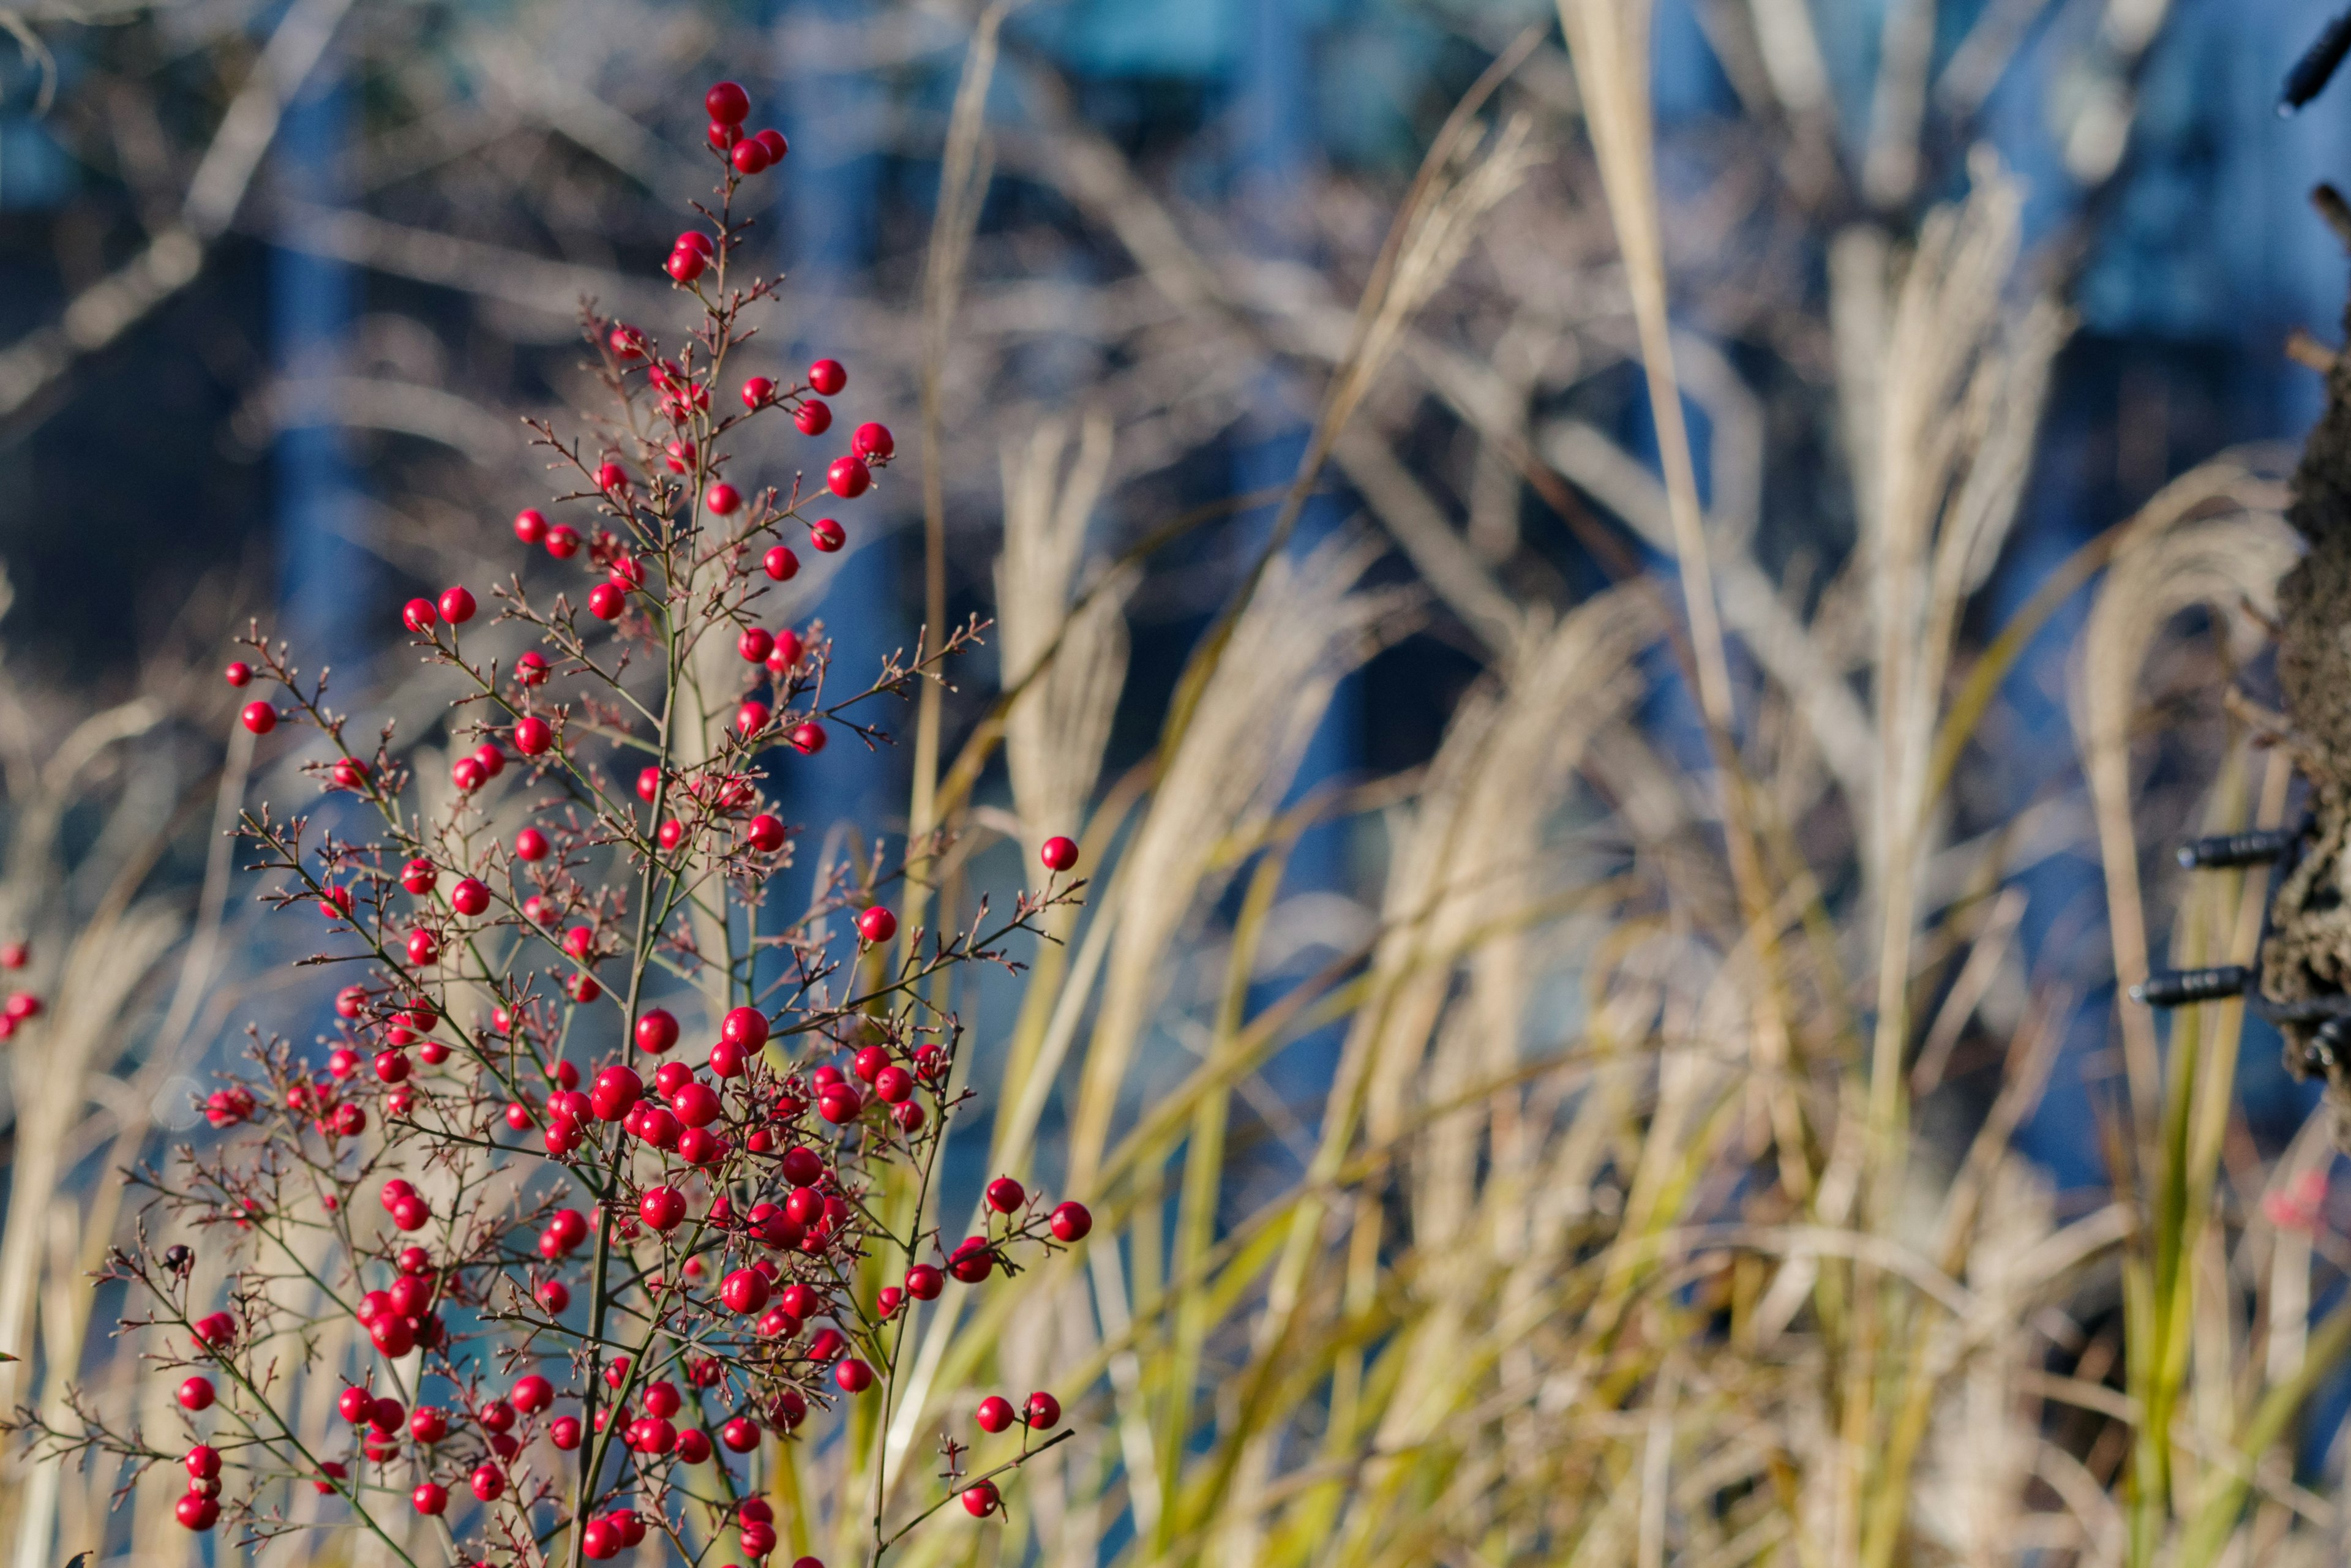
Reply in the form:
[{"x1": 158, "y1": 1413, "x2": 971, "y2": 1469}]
[
  {"x1": 730, "y1": 140, "x2": 768, "y2": 175},
  {"x1": 639, "y1": 1187, "x2": 686, "y2": 1231},
  {"x1": 186, "y1": 1444, "x2": 221, "y2": 1479},
  {"x1": 985, "y1": 1176, "x2": 1026, "y2": 1214},
  {"x1": 739, "y1": 626, "x2": 774, "y2": 663},
  {"x1": 513, "y1": 508, "x2": 548, "y2": 545},
  {"x1": 175, "y1": 1494, "x2": 219, "y2": 1531},
  {"x1": 721, "y1": 1416, "x2": 760, "y2": 1452},
  {"x1": 450, "y1": 756, "x2": 486, "y2": 792},
  {"x1": 905, "y1": 1264, "x2": 943, "y2": 1300},
  {"x1": 375, "y1": 1050, "x2": 413, "y2": 1086},
  {"x1": 551, "y1": 1416, "x2": 582, "y2": 1450},
  {"x1": 513, "y1": 716, "x2": 552, "y2": 756},
  {"x1": 721, "y1": 1269, "x2": 770, "y2": 1315},
  {"x1": 742, "y1": 376, "x2": 775, "y2": 408},
  {"x1": 410, "y1": 1406, "x2": 448, "y2": 1443},
  {"x1": 596, "y1": 461, "x2": 629, "y2": 492},
  {"x1": 737, "y1": 700, "x2": 771, "y2": 735},
  {"x1": 536, "y1": 1280, "x2": 571, "y2": 1313},
  {"x1": 808, "y1": 359, "x2": 847, "y2": 395},
  {"x1": 1024, "y1": 1390, "x2": 1061, "y2": 1428},
  {"x1": 451, "y1": 877, "x2": 489, "y2": 917},
  {"x1": 746, "y1": 813, "x2": 787, "y2": 853},
  {"x1": 706, "y1": 481, "x2": 741, "y2": 516},
  {"x1": 337, "y1": 1387, "x2": 372, "y2": 1424},
  {"x1": 546, "y1": 524, "x2": 582, "y2": 558},
  {"x1": 722, "y1": 1007, "x2": 770, "y2": 1048},
  {"x1": 588, "y1": 583, "x2": 626, "y2": 620},
  {"x1": 1041, "y1": 835, "x2": 1079, "y2": 871},
  {"x1": 177, "y1": 1377, "x2": 216, "y2": 1411},
  {"x1": 512, "y1": 828, "x2": 549, "y2": 865},
  {"x1": 671, "y1": 1081, "x2": 721, "y2": 1128},
  {"x1": 706, "y1": 81, "x2": 749, "y2": 124},
  {"x1": 591, "y1": 1065, "x2": 642, "y2": 1120},
  {"x1": 223, "y1": 661, "x2": 251, "y2": 687},
  {"x1": 1050, "y1": 1201, "x2": 1093, "y2": 1242},
  {"x1": 437, "y1": 586, "x2": 476, "y2": 624},
  {"x1": 412, "y1": 1482, "x2": 446, "y2": 1516},
  {"x1": 818, "y1": 1085, "x2": 863, "y2": 1124},
  {"x1": 790, "y1": 721, "x2": 827, "y2": 754},
  {"x1": 852, "y1": 422, "x2": 894, "y2": 460},
  {"x1": 834, "y1": 1358, "x2": 874, "y2": 1394},
  {"x1": 961, "y1": 1480, "x2": 1001, "y2": 1518},
  {"x1": 826, "y1": 456, "x2": 871, "y2": 497},
  {"x1": 764, "y1": 546, "x2": 800, "y2": 581},
  {"x1": 634, "y1": 1008, "x2": 679, "y2": 1054},
  {"x1": 809, "y1": 517, "x2": 846, "y2": 552},
  {"x1": 241, "y1": 702, "x2": 277, "y2": 734},
  {"x1": 663, "y1": 438, "x2": 695, "y2": 475},
  {"x1": 511, "y1": 1374, "x2": 553, "y2": 1413},
  {"x1": 406, "y1": 928, "x2": 440, "y2": 966},
  {"x1": 976, "y1": 1395, "x2": 1015, "y2": 1433},
  {"x1": 516, "y1": 650, "x2": 551, "y2": 685},
  {"x1": 857, "y1": 906, "x2": 896, "y2": 945},
  {"x1": 608, "y1": 323, "x2": 645, "y2": 359},
  {"x1": 675, "y1": 231, "x2": 715, "y2": 258},
  {"x1": 676, "y1": 1427, "x2": 712, "y2": 1464},
  {"x1": 755, "y1": 129, "x2": 788, "y2": 163},
  {"x1": 470, "y1": 1465, "x2": 504, "y2": 1502},
  {"x1": 402, "y1": 597, "x2": 438, "y2": 632},
  {"x1": 793, "y1": 400, "x2": 831, "y2": 437},
  {"x1": 667, "y1": 247, "x2": 707, "y2": 283}
]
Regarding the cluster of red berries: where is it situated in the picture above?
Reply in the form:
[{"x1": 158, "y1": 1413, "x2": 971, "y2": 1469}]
[
  {"x1": 66, "y1": 80, "x2": 1108, "y2": 1567},
  {"x1": 702, "y1": 81, "x2": 787, "y2": 178},
  {"x1": 175, "y1": 1441, "x2": 222, "y2": 1531},
  {"x1": 0, "y1": 940, "x2": 39, "y2": 1041}
]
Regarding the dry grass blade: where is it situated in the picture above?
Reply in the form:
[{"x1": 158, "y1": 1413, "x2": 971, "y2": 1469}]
[
  {"x1": 1068, "y1": 533, "x2": 1416, "y2": 1194},
  {"x1": 2077, "y1": 503, "x2": 2296, "y2": 1127},
  {"x1": 1856, "y1": 151, "x2": 2066, "y2": 1158},
  {"x1": 996, "y1": 411, "x2": 1131, "y2": 872},
  {"x1": 906, "y1": 0, "x2": 1015, "y2": 948},
  {"x1": 1157, "y1": 30, "x2": 1543, "y2": 756}
]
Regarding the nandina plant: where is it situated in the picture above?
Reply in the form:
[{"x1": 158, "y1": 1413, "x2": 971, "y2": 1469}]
[{"x1": 10, "y1": 79, "x2": 1091, "y2": 1568}]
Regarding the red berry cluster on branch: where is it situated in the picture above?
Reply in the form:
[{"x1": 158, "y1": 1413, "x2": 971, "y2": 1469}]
[{"x1": 11, "y1": 80, "x2": 1096, "y2": 1568}]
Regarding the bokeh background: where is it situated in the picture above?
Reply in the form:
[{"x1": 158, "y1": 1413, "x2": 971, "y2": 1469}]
[
  {"x1": 7, "y1": 0, "x2": 2346, "y2": 1150},
  {"x1": 6, "y1": 0, "x2": 2351, "y2": 1562}
]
